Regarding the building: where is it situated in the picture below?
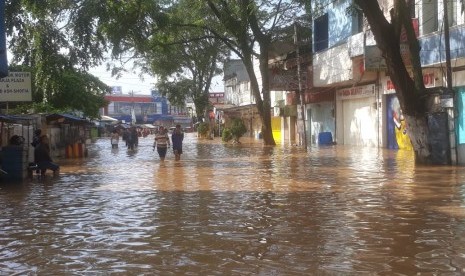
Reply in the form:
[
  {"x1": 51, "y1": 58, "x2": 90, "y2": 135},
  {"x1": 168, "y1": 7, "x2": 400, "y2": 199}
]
[
  {"x1": 309, "y1": 0, "x2": 465, "y2": 158},
  {"x1": 221, "y1": 59, "x2": 262, "y2": 138},
  {"x1": 221, "y1": 59, "x2": 289, "y2": 140},
  {"x1": 102, "y1": 89, "x2": 191, "y2": 128}
]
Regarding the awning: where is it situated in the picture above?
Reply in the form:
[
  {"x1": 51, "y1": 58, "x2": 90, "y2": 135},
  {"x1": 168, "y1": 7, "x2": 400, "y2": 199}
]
[
  {"x1": 142, "y1": 124, "x2": 156, "y2": 129},
  {"x1": 46, "y1": 113, "x2": 91, "y2": 125},
  {"x1": 0, "y1": 114, "x2": 34, "y2": 124},
  {"x1": 100, "y1": 115, "x2": 119, "y2": 122}
]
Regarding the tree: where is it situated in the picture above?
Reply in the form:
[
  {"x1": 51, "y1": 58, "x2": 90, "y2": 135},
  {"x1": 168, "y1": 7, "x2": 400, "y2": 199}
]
[
  {"x1": 201, "y1": 0, "x2": 305, "y2": 146},
  {"x1": 227, "y1": 117, "x2": 247, "y2": 143},
  {"x1": 353, "y1": 0, "x2": 447, "y2": 164},
  {"x1": 68, "y1": 0, "x2": 224, "y2": 122},
  {"x1": 144, "y1": 1, "x2": 228, "y2": 120},
  {"x1": 4, "y1": 0, "x2": 110, "y2": 118},
  {"x1": 6, "y1": 64, "x2": 108, "y2": 119}
]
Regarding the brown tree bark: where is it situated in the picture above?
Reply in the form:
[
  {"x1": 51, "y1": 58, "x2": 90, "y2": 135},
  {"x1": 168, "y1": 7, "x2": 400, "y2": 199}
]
[
  {"x1": 355, "y1": 0, "x2": 432, "y2": 163},
  {"x1": 206, "y1": 0, "x2": 276, "y2": 146}
]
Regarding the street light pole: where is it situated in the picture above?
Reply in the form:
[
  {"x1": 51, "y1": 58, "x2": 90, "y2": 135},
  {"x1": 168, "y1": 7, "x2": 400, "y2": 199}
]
[{"x1": 294, "y1": 22, "x2": 307, "y2": 150}]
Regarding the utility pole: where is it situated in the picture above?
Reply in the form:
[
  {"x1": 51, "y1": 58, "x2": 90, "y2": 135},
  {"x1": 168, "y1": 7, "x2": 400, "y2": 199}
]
[
  {"x1": 0, "y1": 0, "x2": 7, "y2": 78},
  {"x1": 444, "y1": 0, "x2": 452, "y2": 90},
  {"x1": 443, "y1": 0, "x2": 456, "y2": 165},
  {"x1": 294, "y1": 22, "x2": 307, "y2": 150}
]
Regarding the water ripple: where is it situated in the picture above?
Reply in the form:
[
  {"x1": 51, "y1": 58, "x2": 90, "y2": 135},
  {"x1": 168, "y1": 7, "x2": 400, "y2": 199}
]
[{"x1": 1, "y1": 135, "x2": 465, "y2": 274}]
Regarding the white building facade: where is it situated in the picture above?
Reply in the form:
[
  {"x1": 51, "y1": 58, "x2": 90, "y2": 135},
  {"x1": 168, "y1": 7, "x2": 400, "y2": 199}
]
[{"x1": 311, "y1": 0, "x2": 465, "y2": 159}]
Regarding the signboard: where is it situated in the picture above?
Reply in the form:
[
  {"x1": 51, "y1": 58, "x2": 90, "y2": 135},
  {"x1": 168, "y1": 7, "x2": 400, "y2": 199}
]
[
  {"x1": 0, "y1": 72, "x2": 32, "y2": 102},
  {"x1": 209, "y1": 92, "x2": 224, "y2": 104},
  {"x1": 336, "y1": 84, "x2": 375, "y2": 100},
  {"x1": 111, "y1": 86, "x2": 122, "y2": 94}
]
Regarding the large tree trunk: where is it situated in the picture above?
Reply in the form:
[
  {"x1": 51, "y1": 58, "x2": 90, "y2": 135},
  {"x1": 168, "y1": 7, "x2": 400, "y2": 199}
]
[
  {"x1": 205, "y1": 0, "x2": 276, "y2": 146},
  {"x1": 258, "y1": 39, "x2": 275, "y2": 146},
  {"x1": 241, "y1": 48, "x2": 276, "y2": 146},
  {"x1": 355, "y1": 0, "x2": 433, "y2": 163},
  {"x1": 404, "y1": 115, "x2": 431, "y2": 164}
]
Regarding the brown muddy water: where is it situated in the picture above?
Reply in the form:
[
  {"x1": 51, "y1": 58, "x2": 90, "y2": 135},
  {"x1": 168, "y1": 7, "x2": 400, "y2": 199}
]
[{"x1": 1, "y1": 133, "x2": 465, "y2": 275}]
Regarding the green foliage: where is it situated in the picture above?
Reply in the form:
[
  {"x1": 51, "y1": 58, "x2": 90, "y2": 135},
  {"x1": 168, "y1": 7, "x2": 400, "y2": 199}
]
[
  {"x1": 7, "y1": 65, "x2": 109, "y2": 119},
  {"x1": 50, "y1": 70, "x2": 109, "y2": 119},
  {"x1": 222, "y1": 128, "x2": 233, "y2": 142},
  {"x1": 144, "y1": 0, "x2": 228, "y2": 120},
  {"x1": 229, "y1": 117, "x2": 247, "y2": 142},
  {"x1": 8, "y1": 102, "x2": 67, "y2": 115},
  {"x1": 197, "y1": 122, "x2": 210, "y2": 137},
  {"x1": 157, "y1": 78, "x2": 192, "y2": 108}
]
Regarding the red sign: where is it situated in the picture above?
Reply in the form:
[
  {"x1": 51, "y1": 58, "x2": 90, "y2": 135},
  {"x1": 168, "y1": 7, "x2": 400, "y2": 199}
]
[
  {"x1": 386, "y1": 72, "x2": 435, "y2": 91},
  {"x1": 400, "y1": 18, "x2": 419, "y2": 42}
]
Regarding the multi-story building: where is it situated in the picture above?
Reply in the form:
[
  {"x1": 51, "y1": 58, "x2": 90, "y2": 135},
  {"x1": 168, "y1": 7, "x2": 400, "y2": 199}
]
[
  {"x1": 102, "y1": 89, "x2": 191, "y2": 127},
  {"x1": 222, "y1": 59, "x2": 287, "y2": 140},
  {"x1": 309, "y1": 0, "x2": 465, "y2": 158}
]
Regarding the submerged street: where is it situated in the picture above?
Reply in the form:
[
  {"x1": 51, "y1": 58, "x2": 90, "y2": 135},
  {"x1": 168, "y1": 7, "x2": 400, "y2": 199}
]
[{"x1": 2, "y1": 133, "x2": 465, "y2": 274}]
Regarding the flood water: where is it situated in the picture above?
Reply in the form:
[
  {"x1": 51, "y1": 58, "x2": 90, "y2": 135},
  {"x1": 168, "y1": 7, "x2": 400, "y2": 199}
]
[{"x1": 2, "y1": 133, "x2": 465, "y2": 275}]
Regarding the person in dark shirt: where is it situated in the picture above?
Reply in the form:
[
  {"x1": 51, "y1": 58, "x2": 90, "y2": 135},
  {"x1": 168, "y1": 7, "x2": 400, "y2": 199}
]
[
  {"x1": 34, "y1": 135, "x2": 60, "y2": 176},
  {"x1": 171, "y1": 125, "x2": 184, "y2": 161},
  {"x1": 127, "y1": 127, "x2": 138, "y2": 151}
]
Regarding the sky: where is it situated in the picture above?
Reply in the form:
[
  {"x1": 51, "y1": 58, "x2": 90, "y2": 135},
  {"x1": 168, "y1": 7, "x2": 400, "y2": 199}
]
[
  {"x1": 89, "y1": 64, "x2": 224, "y2": 96},
  {"x1": 88, "y1": 65, "x2": 157, "y2": 96},
  {"x1": 87, "y1": 55, "x2": 225, "y2": 95},
  {"x1": 8, "y1": 50, "x2": 224, "y2": 96}
]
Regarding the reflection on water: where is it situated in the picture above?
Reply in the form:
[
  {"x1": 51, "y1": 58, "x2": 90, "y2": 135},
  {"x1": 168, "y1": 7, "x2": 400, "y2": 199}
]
[{"x1": 1, "y1": 134, "x2": 465, "y2": 274}]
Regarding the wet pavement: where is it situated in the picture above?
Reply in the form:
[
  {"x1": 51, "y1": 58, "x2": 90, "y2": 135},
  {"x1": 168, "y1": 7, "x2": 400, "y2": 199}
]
[{"x1": 1, "y1": 133, "x2": 465, "y2": 275}]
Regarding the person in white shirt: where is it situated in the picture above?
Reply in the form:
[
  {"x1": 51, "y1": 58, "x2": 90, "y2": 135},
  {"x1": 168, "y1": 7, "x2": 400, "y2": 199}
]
[
  {"x1": 153, "y1": 126, "x2": 170, "y2": 161},
  {"x1": 110, "y1": 129, "x2": 119, "y2": 149}
]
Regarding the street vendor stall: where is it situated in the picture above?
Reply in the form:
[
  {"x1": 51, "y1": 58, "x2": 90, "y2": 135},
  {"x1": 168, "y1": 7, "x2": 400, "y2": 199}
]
[
  {"x1": 0, "y1": 114, "x2": 36, "y2": 181},
  {"x1": 46, "y1": 113, "x2": 93, "y2": 158}
]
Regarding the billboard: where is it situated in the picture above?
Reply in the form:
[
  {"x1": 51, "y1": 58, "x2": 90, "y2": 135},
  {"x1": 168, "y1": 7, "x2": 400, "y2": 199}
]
[
  {"x1": 0, "y1": 72, "x2": 32, "y2": 102},
  {"x1": 111, "y1": 86, "x2": 122, "y2": 95}
]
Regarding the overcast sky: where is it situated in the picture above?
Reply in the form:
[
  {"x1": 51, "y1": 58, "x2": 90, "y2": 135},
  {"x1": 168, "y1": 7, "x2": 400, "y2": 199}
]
[
  {"x1": 88, "y1": 65, "x2": 157, "y2": 95},
  {"x1": 8, "y1": 50, "x2": 223, "y2": 95},
  {"x1": 89, "y1": 65, "x2": 224, "y2": 95}
]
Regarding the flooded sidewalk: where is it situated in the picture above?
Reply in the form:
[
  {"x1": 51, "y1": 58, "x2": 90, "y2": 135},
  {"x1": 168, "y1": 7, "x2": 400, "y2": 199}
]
[{"x1": 1, "y1": 133, "x2": 465, "y2": 274}]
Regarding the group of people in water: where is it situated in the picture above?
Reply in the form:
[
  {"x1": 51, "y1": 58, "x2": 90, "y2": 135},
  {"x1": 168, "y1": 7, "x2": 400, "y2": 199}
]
[
  {"x1": 23, "y1": 125, "x2": 183, "y2": 178},
  {"x1": 110, "y1": 125, "x2": 185, "y2": 162}
]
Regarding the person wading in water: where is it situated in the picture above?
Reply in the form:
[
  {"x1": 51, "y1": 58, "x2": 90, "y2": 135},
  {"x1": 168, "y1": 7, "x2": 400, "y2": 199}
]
[
  {"x1": 171, "y1": 124, "x2": 184, "y2": 161},
  {"x1": 153, "y1": 126, "x2": 170, "y2": 161}
]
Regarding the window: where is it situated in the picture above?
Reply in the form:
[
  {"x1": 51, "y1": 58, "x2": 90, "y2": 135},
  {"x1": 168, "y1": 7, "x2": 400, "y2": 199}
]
[
  {"x1": 314, "y1": 13, "x2": 329, "y2": 52},
  {"x1": 352, "y1": 9, "x2": 364, "y2": 35},
  {"x1": 422, "y1": 0, "x2": 438, "y2": 35}
]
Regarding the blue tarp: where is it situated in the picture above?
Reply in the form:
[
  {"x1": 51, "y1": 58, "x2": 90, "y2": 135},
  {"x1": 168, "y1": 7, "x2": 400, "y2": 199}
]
[
  {"x1": 46, "y1": 113, "x2": 91, "y2": 125},
  {"x1": 0, "y1": 114, "x2": 33, "y2": 124}
]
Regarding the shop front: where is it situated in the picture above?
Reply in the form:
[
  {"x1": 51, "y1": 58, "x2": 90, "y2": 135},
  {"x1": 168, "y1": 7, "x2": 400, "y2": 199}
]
[
  {"x1": 382, "y1": 70, "x2": 438, "y2": 150},
  {"x1": 335, "y1": 84, "x2": 379, "y2": 147}
]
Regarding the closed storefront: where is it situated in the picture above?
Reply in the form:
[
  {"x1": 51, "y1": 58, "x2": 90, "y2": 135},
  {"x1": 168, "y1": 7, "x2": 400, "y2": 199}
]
[{"x1": 336, "y1": 84, "x2": 379, "y2": 147}]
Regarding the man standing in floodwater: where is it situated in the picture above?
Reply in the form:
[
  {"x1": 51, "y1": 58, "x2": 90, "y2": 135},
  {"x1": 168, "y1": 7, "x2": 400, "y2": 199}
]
[
  {"x1": 171, "y1": 124, "x2": 184, "y2": 161},
  {"x1": 34, "y1": 135, "x2": 60, "y2": 176},
  {"x1": 153, "y1": 126, "x2": 170, "y2": 161}
]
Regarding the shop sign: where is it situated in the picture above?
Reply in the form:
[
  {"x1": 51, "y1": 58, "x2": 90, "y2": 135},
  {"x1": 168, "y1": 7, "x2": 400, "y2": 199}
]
[
  {"x1": 0, "y1": 72, "x2": 32, "y2": 102},
  {"x1": 385, "y1": 72, "x2": 435, "y2": 93},
  {"x1": 336, "y1": 84, "x2": 375, "y2": 100}
]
